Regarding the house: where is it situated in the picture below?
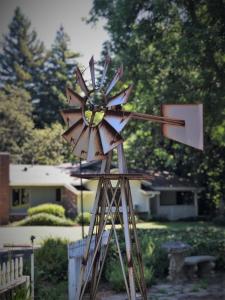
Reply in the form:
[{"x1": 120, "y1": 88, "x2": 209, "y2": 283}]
[
  {"x1": 0, "y1": 153, "x2": 203, "y2": 224},
  {"x1": 61, "y1": 161, "x2": 203, "y2": 221},
  {"x1": 0, "y1": 153, "x2": 79, "y2": 224}
]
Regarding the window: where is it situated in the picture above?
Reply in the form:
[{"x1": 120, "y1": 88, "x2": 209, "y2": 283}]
[
  {"x1": 56, "y1": 188, "x2": 61, "y2": 202},
  {"x1": 12, "y1": 189, "x2": 29, "y2": 207},
  {"x1": 160, "y1": 191, "x2": 194, "y2": 206},
  {"x1": 177, "y1": 191, "x2": 194, "y2": 205}
]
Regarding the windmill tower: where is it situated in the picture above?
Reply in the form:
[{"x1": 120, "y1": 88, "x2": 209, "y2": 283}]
[{"x1": 61, "y1": 56, "x2": 203, "y2": 300}]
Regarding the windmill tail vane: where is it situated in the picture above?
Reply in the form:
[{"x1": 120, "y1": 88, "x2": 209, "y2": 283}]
[{"x1": 60, "y1": 55, "x2": 203, "y2": 300}]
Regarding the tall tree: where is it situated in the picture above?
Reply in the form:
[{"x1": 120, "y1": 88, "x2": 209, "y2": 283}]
[
  {"x1": 0, "y1": 85, "x2": 34, "y2": 163},
  {"x1": 89, "y1": 0, "x2": 225, "y2": 213},
  {"x1": 0, "y1": 7, "x2": 45, "y2": 100},
  {"x1": 36, "y1": 26, "x2": 80, "y2": 127}
]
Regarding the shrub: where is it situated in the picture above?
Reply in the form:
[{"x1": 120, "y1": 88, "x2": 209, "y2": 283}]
[
  {"x1": 14, "y1": 213, "x2": 74, "y2": 226},
  {"x1": 212, "y1": 215, "x2": 225, "y2": 226},
  {"x1": 76, "y1": 212, "x2": 91, "y2": 225},
  {"x1": 35, "y1": 238, "x2": 68, "y2": 299},
  {"x1": 28, "y1": 203, "x2": 65, "y2": 218},
  {"x1": 104, "y1": 226, "x2": 225, "y2": 291}
]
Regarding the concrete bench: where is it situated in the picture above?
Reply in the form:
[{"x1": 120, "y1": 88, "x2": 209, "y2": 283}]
[{"x1": 184, "y1": 255, "x2": 216, "y2": 279}]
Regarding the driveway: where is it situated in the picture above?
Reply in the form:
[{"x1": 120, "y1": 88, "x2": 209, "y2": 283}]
[{"x1": 0, "y1": 226, "x2": 89, "y2": 247}]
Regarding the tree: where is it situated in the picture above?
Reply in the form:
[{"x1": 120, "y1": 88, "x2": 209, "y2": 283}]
[
  {"x1": 89, "y1": 0, "x2": 225, "y2": 213},
  {"x1": 35, "y1": 26, "x2": 80, "y2": 127},
  {"x1": 0, "y1": 85, "x2": 34, "y2": 162},
  {"x1": 23, "y1": 123, "x2": 76, "y2": 165},
  {"x1": 0, "y1": 7, "x2": 45, "y2": 101}
]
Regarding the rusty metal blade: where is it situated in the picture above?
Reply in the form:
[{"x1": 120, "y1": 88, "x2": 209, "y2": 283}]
[
  {"x1": 106, "y1": 85, "x2": 133, "y2": 107},
  {"x1": 76, "y1": 67, "x2": 89, "y2": 96},
  {"x1": 100, "y1": 54, "x2": 111, "y2": 88},
  {"x1": 73, "y1": 126, "x2": 90, "y2": 159},
  {"x1": 87, "y1": 127, "x2": 106, "y2": 161},
  {"x1": 62, "y1": 119, "x2": 85, "y2": 146},
  {"x1": 60, "y1": 108, "x2": 82, "y2": 127},
  {"x1": 162, "y1": 104, "x2": 203, "y2": 150},
  {"x1": 98, "y1": 120, "x2": 123, "y2": 154},
  {"x1": 89, "y1": 56, "x2": 95, "y2": 89},
  {"x1": 105, "y1": 65, "x2": 123, "y2": 96},
  {"x1": 104, "y1": 111, "x2": 131, "y2": 133},
  {"x1": 66, "y1": 87, "x2": 85, "y2": 107}
]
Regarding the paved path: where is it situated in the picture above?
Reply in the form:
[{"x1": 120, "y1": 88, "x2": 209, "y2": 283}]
[{"x1": 0, "y1": 226, "x2": 89, "y2": 247}]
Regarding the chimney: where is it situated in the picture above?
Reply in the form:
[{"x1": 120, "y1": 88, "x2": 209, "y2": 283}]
[{"x1": 0, "y1": 153, "x2": 10, "y2": 224}]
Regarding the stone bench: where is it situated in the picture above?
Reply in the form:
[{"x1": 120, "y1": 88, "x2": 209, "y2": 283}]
[{"x1": 184, "y1": 255, "x2": 216, "y2": 279}]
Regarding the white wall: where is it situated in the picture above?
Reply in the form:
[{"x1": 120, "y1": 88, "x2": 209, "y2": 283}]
[
  {"x1": 85, "y1": 180, "x2": 150, "y2": 213},
  {"x1": 157, "y1": 204, "x2": 197, "y2": 220}
]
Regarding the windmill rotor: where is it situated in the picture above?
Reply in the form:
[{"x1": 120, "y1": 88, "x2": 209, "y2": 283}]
[{"x1": 61, "y1": 56, "x2": 203, "y2": 162}]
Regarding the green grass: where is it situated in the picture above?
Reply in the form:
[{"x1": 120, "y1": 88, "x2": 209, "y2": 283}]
[{"x1": 136, "y1": 221, "x2": 213, "y2": 230}]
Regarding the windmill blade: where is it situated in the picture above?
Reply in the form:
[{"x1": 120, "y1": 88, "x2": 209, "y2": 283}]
[
  {"x1": 106, "y1": 85, "x2": 133, "y2": 107},
  {"x1": 89, "y1": 56, "x2": 95, "y2": 89},
  {"x1": 162, "y1": 104, "x2": 203, "y2": 150},
  {"x1": 76, "y1": 67, "x2": 89, "y2": 96},
  {"x1": 87, "y1": 127, "x2": 106, "y2": 161},
  {"x1": 98, "y1": 119, "x2": 123, "y2": 154},
  {"x1": 100, "y1": 54, "x2": 111, "y2": 88},
  {"x1": 62, "y1": 119, "x2": 86, "y2": 147},
  {"x1": 104, "y1": 110, "x2": 131, "y2": 133},
  {"x1": 66, "y1": 87, "x2": 85, "y2": 107},
  {"x1": 60, "y1": 108, "x2": 82, "y2": 127},
  {"x1": 73, "y1": 126, "x2": 90, "y2": 159},
  {"x1": 105, "y1": 65, "x2": 123, "y2": 96}
]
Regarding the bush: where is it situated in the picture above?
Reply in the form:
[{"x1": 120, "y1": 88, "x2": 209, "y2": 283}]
[
  {"x1": 35, "y1": 238, "x2": 68, "y2": 299},
  {"x1": 104, "y1": 226, "x2": 225, "y2": 291},
  {"x1": 213, "y1": 215, "x2": 225, "y2": 226},
  {"x1": 14, "y1": 213, "x2": 74, "y2": 226},
  {"x1": 76, "y1": 212, "x2": 91, "y2": 225},
  {"x1": 28, "y1": 203, "x2": 65, "y2": 218}
]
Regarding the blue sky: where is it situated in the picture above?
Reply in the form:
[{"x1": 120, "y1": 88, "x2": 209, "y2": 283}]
[{"x1": 0, "y1": 0, "x2": 109, "y2": 67}]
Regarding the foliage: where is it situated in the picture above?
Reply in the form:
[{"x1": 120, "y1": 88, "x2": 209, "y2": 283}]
[
  {"x1": 22, "y1": 122, "x2": 75, "y2": 164},
  {"x1": 28, "y1": 203, "x2": 65, "y2": 218},
  {"x1": 0, "y1": 7, "x2": 45, "y2": 100},
  {"x1": 12, "y1": 285, "x2": 31, "y2": 300},
  {"x1": 76, "y1": 212, "x2": 91, "y2": 225},
  {"x1": 212, "y1": 215, "x2": 225, "y2": 226},
  {"x1": 13, "y1": 212, "x2": 74, "y2": 226},
  {"x1": 35, "y1": 26, "x2": 79, "y2": 127},
  {"x1": 89, "y1": 0, "x2": 225, "y2": 214},
  {"x1": 104, "y1": 226, "x2": 225, "y2": 291},
  {"x1": 34, "y1": 238, "x2": 68, "y2": 299},
  {"x1": 0, "y1": 85, "x2": 34, "y2": 162}
]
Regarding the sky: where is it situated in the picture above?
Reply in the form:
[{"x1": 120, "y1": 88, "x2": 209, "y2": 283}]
[{"x1": 0, "y1": 0, "x2": 109, "y2": 67}]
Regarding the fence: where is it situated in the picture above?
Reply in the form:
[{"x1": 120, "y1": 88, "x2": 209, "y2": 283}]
[
  {"x1": 68, "y1": 230, "x2": 110, "y2": 300},
  {"x1": 0, "y1": 251, "x2": 30, "y2": 297}
]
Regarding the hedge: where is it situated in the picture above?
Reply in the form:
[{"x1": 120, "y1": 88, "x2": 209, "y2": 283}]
[{"x1": 28, "y1": 203, "x2": 65, "y2": 218}]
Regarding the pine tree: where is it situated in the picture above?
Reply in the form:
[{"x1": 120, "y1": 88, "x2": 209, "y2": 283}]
[
  {"x1": 36, "y1": 26, "x2": 80, "y2": 127},
  {"x1": 0, "y1": 7, "x2": 45, "y2": 101}
]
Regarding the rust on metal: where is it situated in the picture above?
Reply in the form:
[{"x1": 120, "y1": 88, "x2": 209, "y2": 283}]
[{"x1": 60, "y1": 55, "x2": 203, "y2": 300}]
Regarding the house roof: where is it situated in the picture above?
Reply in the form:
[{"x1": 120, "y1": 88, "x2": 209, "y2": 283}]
[
  {"x1": 10, "y1": 165, "x2": 80, "y2": 194},
  {"x1": 60, "y1": 161, "x2": 202, "y2": 191}
]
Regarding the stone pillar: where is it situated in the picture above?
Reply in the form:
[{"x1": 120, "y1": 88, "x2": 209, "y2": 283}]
[{"x1": 0, "y1": 153, "x2": 10, "y2": 225}]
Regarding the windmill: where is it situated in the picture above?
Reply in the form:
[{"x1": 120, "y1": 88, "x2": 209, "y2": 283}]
[{"x1": 61, "y1": 56, "x2": 203, "y2": 300}]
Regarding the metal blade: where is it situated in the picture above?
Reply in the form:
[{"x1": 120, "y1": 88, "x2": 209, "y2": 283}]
[
  {"x1": 105, "y1": 65, "x2": 123, "y2": 96},
  {"x1": 89, "y1": 56, "x2": 95, "y2": 89},
  {"x1": 87, "y1": 127, "x2": 106, "y2": 161},
  {"x1": 60, "y1": 108, "x2": 82, "y2": 127},
  {"x1": 104, "y1": 111, "x2": 131, "y2": 133},
  {"x1": 66, "y1": 87, "x2": 85, "y2": 107},
  {"x1": 106, "y1": 85, "x2": 133, "y2": 107},
  {"x1": 100, "y1": 54, "x2": 111, "y2": 88},
  {"x1": 62, "y1": 119, "x2": 85, "y2": 147},
  {"x1": 98, "y1": 120, "x2": 123, "y2": 154},
  {"x1": 73, "y1": 126, "x2": 90, "y2": 159},
  {"x1": 76, "y1": 67, "x2": 89, "y2": 96},
  {"x1": 162, "y1": 104, "x2": 203, "y2": 150}
]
